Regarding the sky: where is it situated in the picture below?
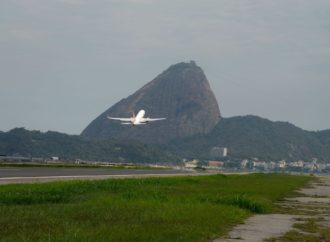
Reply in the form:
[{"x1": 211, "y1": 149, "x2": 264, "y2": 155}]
[{"x1": 1, "y1": 0, "x2": 330, "y2": 134}]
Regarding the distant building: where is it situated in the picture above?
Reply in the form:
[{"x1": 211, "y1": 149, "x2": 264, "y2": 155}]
[
  {"x1": 289, "y1": 160, "x2": 304, "y2": 168},
  {"x1": 253, "y1": 161, "x2": 267, "y2": 169},
  {"x1": 316, "y1": 163, "x2": 326, "y2": 171},
  {"x1": 184, "y1": 162, "x2": 198, "y2": 168},
  {"x1": 210, "y1": 147, "x2": 228, "y2": 159},
  {"x1": 240, "y1": 159, "x2": 249, "y2": 168},
  {"x1": 184, "y1": 159, "x2": 199, "y2": 168},
  {"x1": 278, "y1": 160, "x2": 286, "y2": 168},
  {"x1": 208, "y1": 161, "x2": 224, "y2": 168},
  {"x1": 190, "y1": 159, "x2": 199, "y2": 164}
]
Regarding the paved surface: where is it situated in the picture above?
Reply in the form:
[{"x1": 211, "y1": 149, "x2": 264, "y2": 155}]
[
  {"x1": 0, "y1": 167, "x2": 198, "y2": 184},
  {"x1": 215, "y1": 214, "x2": 299, "y2": 242},
  {"x1": 215, "y1": 176, "x2": 330, "y2": 241}
]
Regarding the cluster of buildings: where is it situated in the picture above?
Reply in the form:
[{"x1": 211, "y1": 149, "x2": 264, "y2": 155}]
[
  {"x1": 2, "y1": 146, "x2": 330, "y2": 174},
  {"x1": 244, "y1": 158, "x2": 329, "y2": 173},
  {"x1": 184, "y1": 158, "x2": 330, "y2": 173},
  {"x1": 183, "y1": 147, "x2": 330, "y2": 173},
  {"x1": 0, "y1": 155, "x2": 60, "y2": 163}
]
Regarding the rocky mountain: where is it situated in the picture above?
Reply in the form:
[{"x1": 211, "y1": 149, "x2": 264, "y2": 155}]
[
  {"x1": 81, "y1": 61, "x2": 221, "y2": 143},
  {"x1": 4, "y1": 61, "x2": 328, "y2": 163}
]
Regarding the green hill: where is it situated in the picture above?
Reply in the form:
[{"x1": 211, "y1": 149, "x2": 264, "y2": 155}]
[
  {"x1": 315, "y1": 129, "x2": 330, "y2": 146},
  {"x1": 1, "y1": 116, "x2": 330, "y2": 163},
  {"x1": 0, "y1": 128, "x2": 179, "y2": 164},
  {"x1": 166, "y1": 116, "x2": 330, "y2": 161}
]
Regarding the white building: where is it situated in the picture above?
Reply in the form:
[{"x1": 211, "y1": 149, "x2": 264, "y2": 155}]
[
  {"x1": 240, "y1": 159, "x2": 249, "y2": 168},
  {"x1": 278, "y1": 160, "x2": 286, "y2": 168},
  {"x1": 289, "y1": 160, "x2": 304, "y2": 168},
  {"x1": 184, "y1": 159, "x2": 199, "y2": 168},
  {"x1": 210, "y1": 147, "x2": 228, "y2": 159}
]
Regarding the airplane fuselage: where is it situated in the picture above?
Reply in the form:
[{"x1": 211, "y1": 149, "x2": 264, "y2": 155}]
[{"x1": 133, "y1": 110, "x2": 146, "y2": 125}]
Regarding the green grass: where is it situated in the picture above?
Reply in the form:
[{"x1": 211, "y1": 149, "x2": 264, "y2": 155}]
[
  {"x1": 0, "y1": 173, "x2": 310, "y2": 241},
  {"x1": 264, "y1": 230, "x2": 321, "y2": 242},
  {"x1": 293, "y1": 218, "x2": 320, "y2": 233}
]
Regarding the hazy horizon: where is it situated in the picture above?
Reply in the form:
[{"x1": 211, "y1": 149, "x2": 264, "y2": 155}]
[{"x1": 1, "y1": 0, "x2": 330, "y2": 134}]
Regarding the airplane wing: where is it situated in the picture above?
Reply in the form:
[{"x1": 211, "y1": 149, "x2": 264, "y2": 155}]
[
  {"x1": 107, "y1": 116, "x2": 132, "y2": 122},
  {"x1": 143, "y1": 117, "x2": 166, "y2": 122}
]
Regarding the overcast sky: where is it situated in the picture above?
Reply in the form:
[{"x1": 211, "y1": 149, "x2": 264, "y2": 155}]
[{"x1": 1, "y1": 0, "x2": 329, "y2": 134}]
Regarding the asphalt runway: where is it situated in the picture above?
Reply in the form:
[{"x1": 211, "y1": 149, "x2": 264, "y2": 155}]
[{"x1": 0, "y1": 167, "x2": 198, "y2": 185}]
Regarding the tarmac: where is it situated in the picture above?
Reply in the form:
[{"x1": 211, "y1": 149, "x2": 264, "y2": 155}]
[{"x1": 0, "y1": 167, "x2": 199, "y2": 185}]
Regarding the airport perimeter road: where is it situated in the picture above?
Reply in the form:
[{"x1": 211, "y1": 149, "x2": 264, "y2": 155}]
[{"x1": 0, "y1": 167, "x2": 203, "y2": 185}]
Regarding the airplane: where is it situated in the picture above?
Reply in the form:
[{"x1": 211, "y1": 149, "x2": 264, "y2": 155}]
[{"x1": 107, "y1": 109, "x2": 166, "y2": 125}]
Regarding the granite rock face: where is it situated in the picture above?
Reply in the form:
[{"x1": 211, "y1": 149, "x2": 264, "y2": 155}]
[{"x1": 81, "y1": 61, "x2": 221, "y2": 143}]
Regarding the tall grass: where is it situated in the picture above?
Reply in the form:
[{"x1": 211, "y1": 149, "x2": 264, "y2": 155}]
[
  {"x1": 215, "y1": 194, "x2": 269, "y2": 213},
  {"x1": 0, "y1": 173, "x2": 310, "y2": 241}
]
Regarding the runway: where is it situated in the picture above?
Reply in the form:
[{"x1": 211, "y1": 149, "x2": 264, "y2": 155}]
[{"x1": 0, "y1": 167, "x2": 199, "y2": 185}]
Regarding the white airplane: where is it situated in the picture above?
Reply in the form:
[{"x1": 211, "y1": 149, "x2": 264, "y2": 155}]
[{"x1": 107, "y1": 109, "x2": 166, "y2": 125}]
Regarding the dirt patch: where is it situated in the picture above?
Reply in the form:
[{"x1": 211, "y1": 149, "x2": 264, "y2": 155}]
[
  {"x1": 215, "y1": 177, "x2": 330, "y2": 242},
  {"x1": 215, "y1": 214, "x2": 299, "y2": 242}
]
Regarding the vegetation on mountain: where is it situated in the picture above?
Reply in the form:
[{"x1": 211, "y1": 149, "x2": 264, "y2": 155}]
[
  {"x1": 166, "y1": 116, "x2": 330, "y2": 162},
  {"x1": 0, "y1": 128, "x2": 180, "y2": 164},
  {"x1": 314, "y1": 129, "x2": 330, "y2": 147},
  {"x1": 1, "y1": 115, "x2": 330, "y2": 163}
]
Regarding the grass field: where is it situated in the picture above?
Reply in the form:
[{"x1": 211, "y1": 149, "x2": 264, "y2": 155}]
[{"x1": 0, "y1": 173, "x2": 311, "y2": 241}]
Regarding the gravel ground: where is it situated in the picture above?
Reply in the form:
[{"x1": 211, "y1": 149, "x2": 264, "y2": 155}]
[{"x1": 215, "y1": 176, "x2": 330, "y2": 242}]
